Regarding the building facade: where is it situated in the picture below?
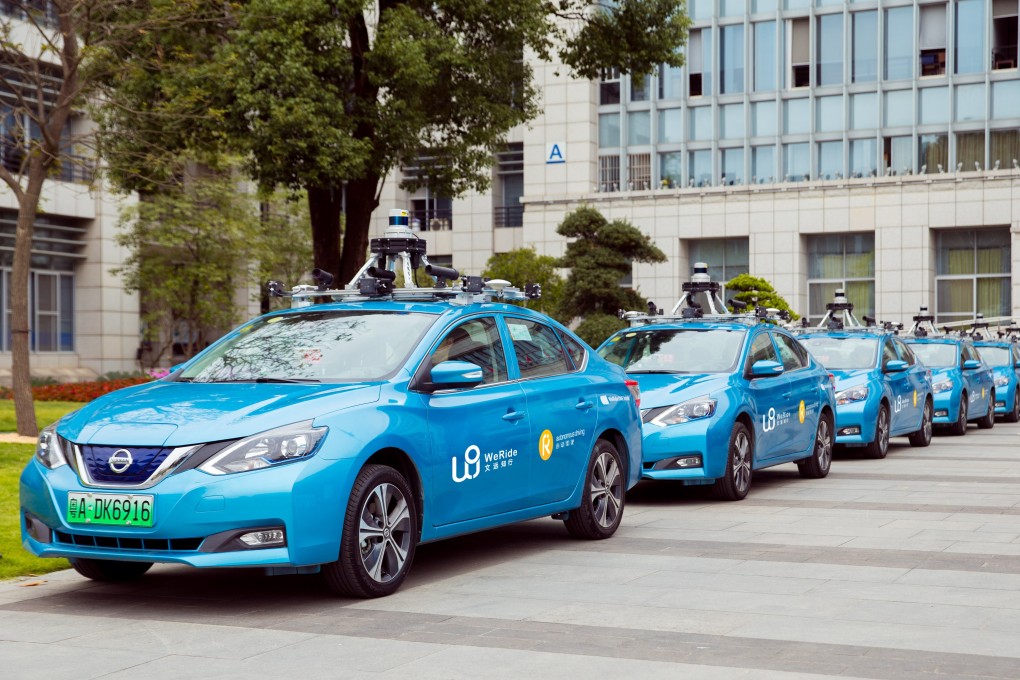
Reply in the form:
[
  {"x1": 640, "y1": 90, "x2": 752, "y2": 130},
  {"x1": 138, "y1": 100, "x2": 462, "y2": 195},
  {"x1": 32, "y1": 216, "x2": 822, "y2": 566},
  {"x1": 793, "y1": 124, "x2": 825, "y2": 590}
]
[{"x1": 375, "y1": 0, "x2": 1020, "y2": 329}]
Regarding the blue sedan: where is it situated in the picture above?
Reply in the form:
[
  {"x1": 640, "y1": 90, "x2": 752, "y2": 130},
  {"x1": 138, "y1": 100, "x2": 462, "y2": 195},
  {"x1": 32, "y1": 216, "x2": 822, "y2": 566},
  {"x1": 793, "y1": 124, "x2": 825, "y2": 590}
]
[
  {"x1": 974, "y1": 339, "x2": 1020, "y2": 422},
  {"x1": 596, "y1": 319, "x2": 836, "y2": 501},
  {"x1": 902, "y1": 336, "x2": 996, "y2": 435},
  {"x1": 798, "y1": 331, "x2": 933, "y2": 457},
  {"x1": 21, "y1": 298, "x2": 642, "y2": 597}
]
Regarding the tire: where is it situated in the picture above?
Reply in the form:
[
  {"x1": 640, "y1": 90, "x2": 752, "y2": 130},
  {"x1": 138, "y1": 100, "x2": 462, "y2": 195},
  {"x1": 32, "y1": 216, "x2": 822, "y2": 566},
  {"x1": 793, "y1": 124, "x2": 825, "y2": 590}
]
[
  {"x1": 798, "y1": 411, "x2": 833, "y2": 479},
  {"x1": 948, "y1": 394, "x2": 968, "y2": 436},
  {"x1": 564, "y1": 439, "x2": 625, "y2": 540},
  {"x1": 713, "y1": 422, "x2": 753, "y2": 501},
  {"x1": 323, "y1": 464, "x2": 417, "y2": 598},
  {"x1": 71, "y1": 558, "x2": 152, "y2": 582},
  {"x1": 908, "y1": 398, "x2": 933, "y2": 447},
  {"x1": 864, "y1": 404, "x2": 890, "y2": 459},
  {"x1": 1005, "y1": 390, "x2": 1020, "y2": 424},
  {"x1": 976, "y1": 390, "x2": 995, "y2": 429}
]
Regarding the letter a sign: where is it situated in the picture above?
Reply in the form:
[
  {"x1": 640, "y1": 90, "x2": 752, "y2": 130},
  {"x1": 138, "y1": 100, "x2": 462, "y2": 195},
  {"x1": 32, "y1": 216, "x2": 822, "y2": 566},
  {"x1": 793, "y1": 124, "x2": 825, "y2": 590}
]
[{"x1": 546, "y1": 142, "x2": 566, "y2": 164}]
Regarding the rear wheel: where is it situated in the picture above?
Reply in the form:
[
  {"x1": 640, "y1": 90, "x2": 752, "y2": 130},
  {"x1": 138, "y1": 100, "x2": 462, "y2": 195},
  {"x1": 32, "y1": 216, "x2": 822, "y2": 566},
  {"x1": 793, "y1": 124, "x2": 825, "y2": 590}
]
[
  {"x1": 908, "y1": 398, "x2": 933, "y2": 447},
  {"x1": 948, "y1": 395, "x2": 968, "y2": 436},
  {"x1": 864, "y1": 404, "x2": 890, "y2": 459},
  {"x1": 1006, "y1": 390, "x2": 1020, "y2": 424},
  {"x1": 564, "y1": 439, "x2": 625, "y2": 539},
  {"x1": 713, "y1": 422, "x2": 752, "y2": 501},
  {"x1": 798, "y1": 411, "x2": 833, "y2": 479},
  {"x1": 976, "y1": 391, "x2": 995, "y2": 429},
  {"x1": 71, "y1": 558, "x2": 152, "y2": 582},
  {"x1": 324, "y1": 464, "x2": 417, "y2": 598}
]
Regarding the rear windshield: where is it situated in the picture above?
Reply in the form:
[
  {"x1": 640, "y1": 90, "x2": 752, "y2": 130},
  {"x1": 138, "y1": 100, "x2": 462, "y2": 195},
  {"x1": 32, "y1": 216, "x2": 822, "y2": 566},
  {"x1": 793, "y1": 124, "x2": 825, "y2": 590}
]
[
  {"x1": 598, "y1": 328, "x2": 746, "y2": 374},
  {"x1": 977, "y1": 346, "x2": 1011, "y2": 367},
  {"x1": 799, "y1": 337, "x2": 878, "y2": 370},
  {"x1": 907, "y1": 342, "x2": 958, "y2": 368}
]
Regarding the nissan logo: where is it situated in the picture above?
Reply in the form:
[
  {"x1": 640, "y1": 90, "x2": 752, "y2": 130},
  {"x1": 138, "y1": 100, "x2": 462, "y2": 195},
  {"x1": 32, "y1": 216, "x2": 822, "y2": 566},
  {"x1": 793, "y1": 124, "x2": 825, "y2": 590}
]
[{"x1": 108, "y1": 449, "x2": 133, "y2": 474}]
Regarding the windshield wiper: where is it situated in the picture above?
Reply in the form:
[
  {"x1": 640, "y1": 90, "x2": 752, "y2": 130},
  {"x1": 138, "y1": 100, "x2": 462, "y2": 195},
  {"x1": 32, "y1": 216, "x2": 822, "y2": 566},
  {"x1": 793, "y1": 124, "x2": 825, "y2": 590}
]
[{"x1": 254, "y1": 377, "x2": 322, "y2": 384}]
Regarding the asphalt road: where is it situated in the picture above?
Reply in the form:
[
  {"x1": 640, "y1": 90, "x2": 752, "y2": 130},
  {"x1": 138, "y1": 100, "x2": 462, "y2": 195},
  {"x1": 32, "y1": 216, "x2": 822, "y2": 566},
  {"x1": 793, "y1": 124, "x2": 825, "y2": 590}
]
[{"x1": 4, "y1": 424, "x2": 1020, "y2": 679}]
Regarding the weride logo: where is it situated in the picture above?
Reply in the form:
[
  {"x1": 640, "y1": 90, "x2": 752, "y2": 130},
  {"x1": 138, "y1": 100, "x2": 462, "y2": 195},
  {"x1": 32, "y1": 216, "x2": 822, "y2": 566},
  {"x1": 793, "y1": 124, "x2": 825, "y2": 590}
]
[
  {"x1": 762, "y1": 407, "x2": 791, "y2": 432},
  {"x1": 452, "y1": 445, "x2": 481, "y2": 483}
]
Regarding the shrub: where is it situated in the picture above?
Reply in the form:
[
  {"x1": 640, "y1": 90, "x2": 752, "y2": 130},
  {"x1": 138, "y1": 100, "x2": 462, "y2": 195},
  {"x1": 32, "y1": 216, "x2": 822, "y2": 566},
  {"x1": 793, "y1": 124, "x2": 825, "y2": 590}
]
[
  {"x1": 574, "y1": 313, "x2": 627, "y2": 348},
  {"x1": 0, "y1": 377, "x2": 153, "y2": 402}
]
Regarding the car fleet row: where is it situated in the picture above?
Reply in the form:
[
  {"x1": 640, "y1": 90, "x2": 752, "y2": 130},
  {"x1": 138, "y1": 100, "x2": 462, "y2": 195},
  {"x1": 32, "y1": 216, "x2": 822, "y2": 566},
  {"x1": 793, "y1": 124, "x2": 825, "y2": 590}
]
[{"x1": 18, "y1": 216, "x2": 1020, "y2": 597}]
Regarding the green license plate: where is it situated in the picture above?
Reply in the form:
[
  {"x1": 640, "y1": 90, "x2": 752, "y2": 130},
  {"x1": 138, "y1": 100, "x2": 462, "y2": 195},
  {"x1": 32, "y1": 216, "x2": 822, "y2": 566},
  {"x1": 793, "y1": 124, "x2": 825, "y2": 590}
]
[{"x1": 66, "y1": 492, "x2": 154, "y2": 528}]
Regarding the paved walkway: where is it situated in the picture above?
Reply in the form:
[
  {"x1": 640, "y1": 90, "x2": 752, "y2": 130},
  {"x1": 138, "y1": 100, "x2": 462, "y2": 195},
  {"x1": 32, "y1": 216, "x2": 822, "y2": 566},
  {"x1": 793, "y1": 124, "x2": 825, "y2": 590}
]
[{"x1": 4, "y1": 426, "x2": 1020, "y2": 678}]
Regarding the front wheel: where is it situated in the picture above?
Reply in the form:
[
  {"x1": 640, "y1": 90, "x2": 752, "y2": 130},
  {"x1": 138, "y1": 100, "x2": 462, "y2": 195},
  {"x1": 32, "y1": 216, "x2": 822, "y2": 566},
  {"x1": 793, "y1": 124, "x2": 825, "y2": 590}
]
[
  {"x1": 71, "y1": 558, "x2": 152, "y2": 582},
  {"x1": 864, "y1": 404, "x2": 890, "y2": 459},
  {"x1": 976, "y1": 391, "x2": 995, "y2": 429},
  {"x1": 1005, "y1": 390, "x2": 1020, "y2": 424},
  {"x1": 323, "y1": 464, "x2": 418, "y2": 598},
  {"x1": 798, "y1": 411, "x2": 833, "y2": 479},
  {"x1": 564, "y1": 439, "x2": 625, "y2": 539},
  {"x1": 713, "y1": 422, "x2": 752, "y2": 501},
  {"x1": 908, "y1": 398, "x2": 933, "y2": 447},
  {"x1": 947, "y1": 395, "x2": 968, "y2": 436}
]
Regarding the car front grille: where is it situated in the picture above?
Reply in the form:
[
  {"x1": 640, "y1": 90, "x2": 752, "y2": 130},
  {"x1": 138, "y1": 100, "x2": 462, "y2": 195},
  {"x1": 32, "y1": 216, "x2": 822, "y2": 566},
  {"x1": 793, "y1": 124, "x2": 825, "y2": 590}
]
[
  {"x1": 53, "y1": 530, "x2": 203, "y2": 552},
  {"x1": 80, "y1": 445, "x2": 172, "y2": 484}
]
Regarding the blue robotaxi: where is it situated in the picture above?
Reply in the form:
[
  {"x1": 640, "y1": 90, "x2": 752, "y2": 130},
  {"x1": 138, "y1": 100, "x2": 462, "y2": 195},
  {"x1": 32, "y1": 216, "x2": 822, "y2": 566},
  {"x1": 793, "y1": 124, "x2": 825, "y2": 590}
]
[
  {"x1": 901, "y1": 308, "x2": 995, "y2": 436},
  {"x1": 795, "y1": 292, "x2": 933, "y2": 458},
  {"x1": 973, "y1": 329, "x2": 1020, "y2": 423},
  {"x1": 595, "y1": 267, "x2": 836, "y2": 501},
  {"x1": 20, "y1": 214, "x2": 642, "y2": 598}
]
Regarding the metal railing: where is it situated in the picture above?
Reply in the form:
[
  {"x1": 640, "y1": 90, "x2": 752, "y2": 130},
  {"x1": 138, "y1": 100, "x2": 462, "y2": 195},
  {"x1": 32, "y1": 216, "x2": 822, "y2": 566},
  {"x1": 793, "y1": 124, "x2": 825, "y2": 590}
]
[{"x1": 493, "y1": 205, "x2": 523, "y2": 228}]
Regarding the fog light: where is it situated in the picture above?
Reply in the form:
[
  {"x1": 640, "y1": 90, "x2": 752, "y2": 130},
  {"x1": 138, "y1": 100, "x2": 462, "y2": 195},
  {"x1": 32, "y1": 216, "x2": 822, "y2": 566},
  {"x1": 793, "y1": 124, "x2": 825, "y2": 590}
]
[
  {"x1": 675, "y1": 456, "x2": 703, "y2": 468},
  {"x1": 934, "y1": 410, "x2": 948, "y2": 417},
  {"x1": 23, "y1": 513, "x2": 51, "y2": 543},
  {"x1": 239, "y1": 529, "x2": 285, "y2": 547},
  {"x1": 996, "y1": 401, "x2": 1005, "y2": 407},
  {"x1": 838, "y1": 426, "x2": 861, "y2": 436}
]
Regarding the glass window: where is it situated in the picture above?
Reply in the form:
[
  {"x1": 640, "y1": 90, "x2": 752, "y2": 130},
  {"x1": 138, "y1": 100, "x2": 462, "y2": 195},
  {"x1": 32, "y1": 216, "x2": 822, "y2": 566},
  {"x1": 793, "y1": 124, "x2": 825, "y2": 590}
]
[
  {"x1": 59, "y1": 273, "x2": 73, "y2": 352},
  {"x1": 955, "y1": 84, "x2": 986, "y2": 122},
  {"x1": 893, "y1": 338, "x2": 917, "y2": 366},
  {"x1": 807, "y1": 234, "x2": 876, "y2": 323},
  {"x1": 631, "y1": 77, "x2": 650, "y2": 102},
  {"x1": 816, "y1": 96, "x2": 844, "y2": 132},
  {"x1": 600, "y1": 69, "x2": 621, "y2": 105},
  {"x1": 628, "y1": 111, "x2": 651, "y2": 145},
  {"x1": 600, "y1": 328, "x2": 748, "y2": 374},
  {"x1": 884, "y1": 135, "x2": 913, "y2": 174},
  {"x1": 722, "y1": 0, "x2": 747, "y2": 15},
  {"x1": 852, "y1": 11, "x2": 878, "y2": 83},
  {"x1": 992, "y1": 80, "x2": 1020, "y2": 119},
  {"x1": 850, "y1": 138, "x2": 877, "y2": 177},
  {"x1": 658, "y1": 109, "x2": 682, "y2": 144},
  {"x1": 598, "y1": 113, "x2": 620, "y2": 147},
  {"x1": 746, "y1": 332, "x2": 779, "y2": 369},
  {"x1": 721, "y1": 104, "x2": 745, "y2": 139},
  {"x1": 785, "y1": 0, "x2": 810, "y2": 10},
  {"x1": 430, "y1": 318, "x2": 509, "y2": 384},
  {"x1": 885, "y1": 6, "x2": 914, "y2": 80},
  {"x1": 884, "y1": 90, "x2": 913, "y2": 127},
  {"x1": 753, "y1": 0, "x2": 776, "y2": 11},
  {"x1": 957, "y1": 131, "x2": 985, "y2": 171},
  {"x1": 690, "y1": 106, "x2": 713, "y2": 141},
  {"x1": 660, "y1": 151, "x2": 683, "y2": 188},
  {"x1": 721, "y1": 24, "x2": 745, "y2": 94},
  {"x1": 817, "y1": 141, "x2": 843, "y2": 179},
  {"x1": 773, "y1": 332, "x2": 807, "y2": 371},
  {"x1": 688, "y1": 29, "x2": 714, "y2": 96},
  {"x1": 956, "y1": 0, "x2": 986, "y2": 74},
  {"x1": 690, "y1": 149, "x2": 713, "y2": 187},
  {"x1": 558, "y1": 330, "x2": 587, "y2": 371},
  {"x1": 817, "y1": 14, "x2": 843, "y2": 86},
  {"x1": 755, "y1": 21, "x2": 777, "y2": 91},
  {"x1": 919, "y1": 4, "x2": 948, "y2": 76},
  {"x1": 689, "y1": 238, "x2": 751, "y2": 292},
  {"x1": 789, "y1": 17, "x2": 811, "y2": 87},
  {"x1": 752, "y1": 101, "x2": 777, "y2": 136},
  {"x1": 506, "y1": 318, "x2": 571, "y2": 380},
  {"x1": 722, "y1": 148, "x2": 745, "y2": 185},
  {"x1": 659, "y1": 63, "x2": 683, "y2": 100},
  {"x1": 800, "y1": 336, "x2": 879, "y2": 370},
  {"x1": 752, "y1": 145, "x2": 776, "y2": 183},
  {"x1": 919, "y1": 87, "x2": 949, "y2": 124},
  {"x1": 784, "y1": 98, "x2": 810, "y2": 134},
  {"x1": 991, "y1": 129, "x2": 1020, "y2": 170},
  {"x1": 935, "y1": 228, "x2": 1011, "y2": 323},
  {"x1": 784, "y1": 142, "x2": 810, "y2": 181},
  {"x1": 918, "y1": 134, "x2": 948, "y2": 173},
  {"x1": 690, "y1": 0, "x2": 713, "y2": 21},
  {"x1": 851, "y1": 93, "x2": 877, "y2": 130}
]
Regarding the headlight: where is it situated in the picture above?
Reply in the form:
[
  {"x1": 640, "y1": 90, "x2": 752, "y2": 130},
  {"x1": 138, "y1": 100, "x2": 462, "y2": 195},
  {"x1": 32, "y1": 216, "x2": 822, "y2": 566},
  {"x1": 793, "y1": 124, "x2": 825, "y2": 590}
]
[
  {"x1": 35, "y1": 424, "x2": 67, "y2": 469},
  {"x1": 994, "y1": 375, "x2": 1010, "y2": 387},
  {"x1": 199, "y1": 421, "x2": 327, "y2": 475},
  {"x1": 932, "y1": 379, "x2": 954, "y2": 394},
  {"x1": 835, "y1": 385, "x2": 869, "y2": 405},
  {"x1": 650, "y1": 396, "x2": 716, "y2": 426}
]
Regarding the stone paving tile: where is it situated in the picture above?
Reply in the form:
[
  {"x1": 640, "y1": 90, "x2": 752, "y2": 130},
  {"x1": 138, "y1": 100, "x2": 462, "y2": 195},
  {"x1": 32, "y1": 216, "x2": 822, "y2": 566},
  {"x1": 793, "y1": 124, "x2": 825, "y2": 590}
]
[{"x1": 1, "y1": 640, "x2": 163, "y2": 680}]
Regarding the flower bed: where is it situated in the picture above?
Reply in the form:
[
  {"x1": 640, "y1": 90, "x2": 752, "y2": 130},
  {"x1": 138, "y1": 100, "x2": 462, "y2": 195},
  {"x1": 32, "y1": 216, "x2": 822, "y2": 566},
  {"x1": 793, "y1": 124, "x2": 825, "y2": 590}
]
[{"x1": 0, "y1": 377, "x2": 153, "y2": 402}]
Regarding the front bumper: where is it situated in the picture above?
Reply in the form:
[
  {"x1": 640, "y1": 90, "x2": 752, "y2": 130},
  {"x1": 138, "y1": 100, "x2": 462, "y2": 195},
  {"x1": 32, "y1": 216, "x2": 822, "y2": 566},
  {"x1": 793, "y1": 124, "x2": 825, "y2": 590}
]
[
  {"x1": 832, "y1": 398, "x2": 877, "y2": 445},
  {"x1": 932, "y1": 389, "x2": 961, "y2": 425},
  {"x1": 19, "y1": 453, "x2": 355, "y2": 569},
  {"x1": 993, "y1": 382, "x2": 1016, "y2": 415},
  {"x1": 639, "y1": 416, "x2": 731, "y2": 482}
]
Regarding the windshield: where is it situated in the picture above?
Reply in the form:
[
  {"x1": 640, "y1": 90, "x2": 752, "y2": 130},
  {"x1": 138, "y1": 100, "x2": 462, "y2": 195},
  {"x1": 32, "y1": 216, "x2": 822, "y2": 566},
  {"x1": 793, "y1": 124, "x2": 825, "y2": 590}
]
[
  {"x1": 598, "y1": 328, "x2": 746, "y2": 374},
  {"x1": 977, "y1": 346, "x2": 1012, "y2": 367},
  {"x1": 176, "y1": 311, "x2": 437, "y2": 383},
  {"x1": 907, "y1": 342, "x2": 958, "y2": 368},
  {"x1": 799, "y1": 337, "x2": 878, "y2": 370}
]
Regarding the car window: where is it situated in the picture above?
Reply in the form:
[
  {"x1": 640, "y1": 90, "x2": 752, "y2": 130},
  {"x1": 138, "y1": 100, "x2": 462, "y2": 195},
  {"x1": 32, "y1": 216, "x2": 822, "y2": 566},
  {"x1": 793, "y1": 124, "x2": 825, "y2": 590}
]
[
  {"x1": 598, "y1": 328, "x2": 746, "y2": 374},
  {"x1": 882, "y1": 340, "x2": 899, "y2": 368},
  {"x1": 430, "y1": 317, "x2": 508, "y2": 384},
  {"x1": 772, "y1": 332, "x2": 807, "y2": 371},
  {"x1": 800, "y1": 336, "x2": 878, "y2": 369},
  {"x1": 976, "y1": 345, "x2": 1011, "y2": 367},
  {"x1": 506, "y1": 318, "x2": 571, "y2": 379},
  {"x1": 1014, "y1": 345, "x2": 1020, "y2": 364},
  {"x1": 557, "y1": 330, "x2": 587, "y2": 371},
  {"x1": 961, "y1": 343, "x2": 977, "y2": 364},
  {"x1": 746, "y1": 332, "x2": 779, "y2": 371},
  {"x1": 893, "y1": 338, "x2": 917, "y2": 365}
]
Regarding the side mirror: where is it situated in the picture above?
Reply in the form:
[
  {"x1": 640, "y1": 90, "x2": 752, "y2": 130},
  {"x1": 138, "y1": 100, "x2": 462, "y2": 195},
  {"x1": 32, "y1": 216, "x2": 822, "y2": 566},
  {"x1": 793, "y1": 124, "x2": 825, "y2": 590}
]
[
  {"x1": 423, "y1": 360, "x2": 484, "y2": 391},
  {"x1": 884, "y1": 359, "x2": 908, "y2": 373},
  {"x1": 963, "y1": 359, "x2": 981, "y2": 370},
  {"x1": 750, "y1": 360, "x2": 784, "y2": 377},
  {"x1": 1014, "y1": 361, "x2": 1020, "y2": 369}
]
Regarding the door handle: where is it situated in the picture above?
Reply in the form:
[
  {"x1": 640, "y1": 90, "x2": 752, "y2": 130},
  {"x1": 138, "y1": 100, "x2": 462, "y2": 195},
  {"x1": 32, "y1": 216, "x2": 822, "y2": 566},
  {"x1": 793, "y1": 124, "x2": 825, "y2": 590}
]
[
  {"x1": 575, "y1": 400, "x2": 595, "y2": 411},
  {"x1": 782, "y1": 392, "x2": 792, "y2": 399},
  {"x1": 502, "y1": 410, "x2": 527, "y2": 422}
]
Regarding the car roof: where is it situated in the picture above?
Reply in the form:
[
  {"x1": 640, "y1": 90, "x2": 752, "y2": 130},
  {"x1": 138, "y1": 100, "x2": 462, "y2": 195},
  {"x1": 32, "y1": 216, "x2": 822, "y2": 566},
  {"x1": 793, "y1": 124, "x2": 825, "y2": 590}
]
[
  {"x1": 261, "y1": 298, "x2": 550, "y2": 321},
  {"x1": 798, "y1": 331, "x2": 886, "y2": 339},
  {"x1": 615, "y1": 320, "x2": 760, "y2": 332}
]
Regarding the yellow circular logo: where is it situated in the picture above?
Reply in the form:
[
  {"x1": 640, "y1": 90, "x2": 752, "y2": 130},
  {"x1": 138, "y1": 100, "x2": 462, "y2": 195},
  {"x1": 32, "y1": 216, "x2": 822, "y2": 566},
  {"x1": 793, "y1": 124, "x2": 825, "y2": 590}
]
[
  {"x1": 798, "y1": 400, "x2": 806, "y2": 424},
  {"x1": 539, "y1": 429, "x2": 554, "y2": 461},
  {"x1": 913, "y1": 390, "x2": 917, "y2": 407}
]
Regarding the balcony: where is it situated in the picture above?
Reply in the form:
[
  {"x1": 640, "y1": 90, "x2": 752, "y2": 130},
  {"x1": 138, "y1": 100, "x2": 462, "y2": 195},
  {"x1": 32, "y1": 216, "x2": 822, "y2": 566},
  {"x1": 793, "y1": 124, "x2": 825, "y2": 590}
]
[
  {"x1": 493, "y1": 205, "x2": 523, "y2": 228},
  {"x1": 410, "y1": 209, "x2": 452, "y2": 231}
]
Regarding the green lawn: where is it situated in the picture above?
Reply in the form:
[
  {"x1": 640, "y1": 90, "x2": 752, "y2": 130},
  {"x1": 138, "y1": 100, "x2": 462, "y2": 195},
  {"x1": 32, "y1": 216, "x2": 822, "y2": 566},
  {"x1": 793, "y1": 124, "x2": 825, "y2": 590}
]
[
  {"x1": 0, "y1": 443, "x2": 69, "y2": 579},
  {"x1": 0, "y1": 400, "x2": 81, "y2": 433}
]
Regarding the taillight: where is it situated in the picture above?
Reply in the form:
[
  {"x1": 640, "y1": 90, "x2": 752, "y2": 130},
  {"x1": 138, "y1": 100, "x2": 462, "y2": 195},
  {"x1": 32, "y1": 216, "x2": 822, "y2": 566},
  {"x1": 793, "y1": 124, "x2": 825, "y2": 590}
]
[
  {"x1": 827, "y1": 373, "x2": 836, "y2": 389},
  {"x1": 625, "y1": 379, "x2": 640, "y2": 407}
]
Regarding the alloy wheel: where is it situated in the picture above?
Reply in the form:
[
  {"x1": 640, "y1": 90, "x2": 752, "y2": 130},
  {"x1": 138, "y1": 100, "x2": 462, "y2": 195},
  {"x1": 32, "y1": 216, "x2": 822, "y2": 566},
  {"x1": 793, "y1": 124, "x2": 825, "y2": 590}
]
[
  {"x1": 733, "y1": 430, "x2": 751, "y2": 493},
  {"x1": 816, "y1": 417, "x2": 832, "y2": 471},
  {"x1": 358, "y1": 482, "x2": 412, "y2": 584},
  {"x1": 590, "y1": 450, "x2": 623, "y2": 528}
]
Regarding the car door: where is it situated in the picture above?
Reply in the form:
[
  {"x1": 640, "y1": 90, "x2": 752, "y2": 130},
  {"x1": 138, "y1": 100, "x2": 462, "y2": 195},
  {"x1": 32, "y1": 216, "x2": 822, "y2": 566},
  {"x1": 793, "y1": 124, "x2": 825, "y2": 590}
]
[
  {"x1": 771, "y1": 331, "x2": 818, "y2": 456},
  {"x1": 879, "y1": 338, "x2": 911, "y2": 434},
  {"x1": 503, "y1": 315, "x2": 599, "y2": 506},
  {"x1": 892, "y1": 337, "x2": 926, "y2": 432},
  {"x1": 961, "y1": 342, "x2": 992, "y2": 414},
  {"x1": 744, "y1": 331, "x2": 793, "y2": 461},
  {"x1": 422, "y1": 316, "x2": 533, "y2": 526}
]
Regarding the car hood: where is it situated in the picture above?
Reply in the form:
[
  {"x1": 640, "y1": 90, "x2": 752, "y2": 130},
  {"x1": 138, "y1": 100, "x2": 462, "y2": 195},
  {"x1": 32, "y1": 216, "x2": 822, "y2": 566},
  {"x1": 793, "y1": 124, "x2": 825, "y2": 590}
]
[
  {"x1": 629, "y1": 373, "x2": 730, "y2": 409},
  {"x1": 829, "y1": 368, "x2": 874, "y2": 391},
  {"x1": 929, "y1": 367, "x2": 956, "y2": 383},
  {"x1": 56, "y1": 381, "x2": 382, "y2": 447}
]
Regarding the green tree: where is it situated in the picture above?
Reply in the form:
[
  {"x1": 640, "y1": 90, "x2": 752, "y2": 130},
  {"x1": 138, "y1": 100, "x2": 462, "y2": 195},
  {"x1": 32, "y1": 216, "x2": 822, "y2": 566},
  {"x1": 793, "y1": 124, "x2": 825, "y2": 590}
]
[
  {"x1": 555, "y1": 206, "x2": 667, "y2": 346},
  {"x1": 725, "y1": 274, "x2": 800, "y2": 320},
  {"x1": 93, "y1": 0, "x2": 690, "y2": 285},
  {"x1": 482, "y1": 248, "x2": 564, "y2": 318}
]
